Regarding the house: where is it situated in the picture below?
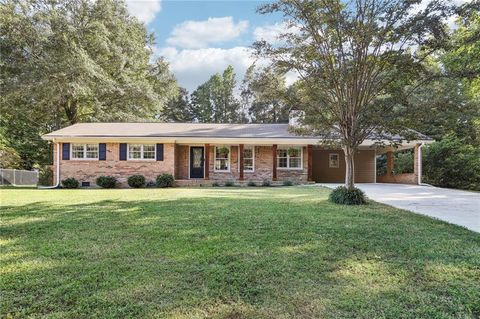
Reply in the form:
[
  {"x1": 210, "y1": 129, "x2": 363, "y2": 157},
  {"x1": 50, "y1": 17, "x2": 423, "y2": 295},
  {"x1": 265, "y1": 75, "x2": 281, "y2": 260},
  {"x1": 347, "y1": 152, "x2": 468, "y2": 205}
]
[{"x1": 41, "y1": 118, "x2": 432, "y2": 187}]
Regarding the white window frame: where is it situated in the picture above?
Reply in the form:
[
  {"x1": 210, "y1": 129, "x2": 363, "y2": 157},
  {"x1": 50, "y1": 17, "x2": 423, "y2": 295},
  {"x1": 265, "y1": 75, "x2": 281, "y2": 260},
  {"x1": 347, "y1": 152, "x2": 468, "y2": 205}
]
[
  {"x1": 127, "y1": 144, "x2": 156, "y2": 161},
  {"x1": 71, "y1": 143, "x2": 99, "y2": 160},
  {"x1": 329, "y1": 153, "x2": 340, "y2": 168},
  {"x1": 277, "y1": 146, "x2": 303, "y2": 170},
  {"x1": 237, "y1": 145, "x2": 255, "y2": 173},
  {"x1": 214, "y1": 145, "x2": 231, "y2": 172}
]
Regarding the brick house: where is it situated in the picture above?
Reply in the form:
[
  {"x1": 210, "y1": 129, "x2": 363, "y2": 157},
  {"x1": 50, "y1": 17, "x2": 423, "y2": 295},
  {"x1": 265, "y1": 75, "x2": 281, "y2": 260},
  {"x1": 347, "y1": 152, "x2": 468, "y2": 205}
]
[{"x1": 42, "y1": 120, "x2": 432, "y2": 187}]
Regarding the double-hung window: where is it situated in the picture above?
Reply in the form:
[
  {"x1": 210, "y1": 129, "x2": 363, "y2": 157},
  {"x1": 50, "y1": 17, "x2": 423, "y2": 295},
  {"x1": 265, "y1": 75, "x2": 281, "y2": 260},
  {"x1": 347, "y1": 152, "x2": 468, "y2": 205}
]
[
  {"x1": 238, "y1": 146, "x2": 254, "y2": 172},
  {"x1": 214, "y1": 146, "x2": 230, "y2": 172},
  {"x1": 329, "y1": 153, "x2": 340, "y2": 168},
  {"x1": 128, "y1": 144, "x2": 155, "y2": 160},
  {"x1": 71, "y1": 144, "x2": 98, "y2": 159},
  {"x1": 277, "y1": 147, "x2": 302, "y2": 169}
]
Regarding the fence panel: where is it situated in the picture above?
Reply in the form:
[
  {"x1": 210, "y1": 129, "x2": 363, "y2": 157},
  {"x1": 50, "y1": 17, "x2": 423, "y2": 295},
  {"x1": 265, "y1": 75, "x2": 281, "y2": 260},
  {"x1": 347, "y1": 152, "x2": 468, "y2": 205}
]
[{"x1": 0, "y1": 169, "x2": 39, "y2": 186}]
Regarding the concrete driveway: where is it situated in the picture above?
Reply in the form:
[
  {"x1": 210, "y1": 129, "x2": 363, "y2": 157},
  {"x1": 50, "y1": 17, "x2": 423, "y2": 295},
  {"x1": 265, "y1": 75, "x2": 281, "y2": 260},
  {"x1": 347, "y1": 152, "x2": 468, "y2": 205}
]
[{"x1": 320, "y1": 183, "x2": 480, "y2": 232}]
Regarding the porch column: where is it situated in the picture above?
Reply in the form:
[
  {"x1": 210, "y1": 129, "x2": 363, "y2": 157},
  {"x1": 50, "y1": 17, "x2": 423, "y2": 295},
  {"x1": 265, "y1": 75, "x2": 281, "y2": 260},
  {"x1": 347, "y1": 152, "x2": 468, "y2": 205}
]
[
  {"x1": 272, "y1": 144, "x2": 277, "y2": 181},
  {"x1": 239, "y1": 144, "x2": 244, "y2": 181},
  {"x1": 413, "y1": 143, "x2": 420, "y2": 185},
  {"x1": 386, "y1": 151, "x2": 394, "y2": 176},
  {"x1": 307, "y1": 145, "x2": 313, "y2": 181},
  {"x1": 204, "y1": 144, "x2": 210, "y2": 180}
]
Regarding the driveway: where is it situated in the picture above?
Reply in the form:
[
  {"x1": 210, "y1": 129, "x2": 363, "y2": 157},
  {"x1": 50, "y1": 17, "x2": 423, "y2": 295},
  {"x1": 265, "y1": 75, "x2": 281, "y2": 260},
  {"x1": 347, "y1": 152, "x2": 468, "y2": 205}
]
[{"x1": 319, "y1": 183, "x2": 480, "y2": 232}]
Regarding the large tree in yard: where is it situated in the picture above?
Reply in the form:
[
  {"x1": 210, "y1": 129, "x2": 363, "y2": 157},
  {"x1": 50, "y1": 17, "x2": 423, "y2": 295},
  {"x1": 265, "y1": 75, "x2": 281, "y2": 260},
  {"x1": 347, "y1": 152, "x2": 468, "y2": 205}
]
[{"x1": 255, "y1": 0, "x2": 454, "y2": 190}]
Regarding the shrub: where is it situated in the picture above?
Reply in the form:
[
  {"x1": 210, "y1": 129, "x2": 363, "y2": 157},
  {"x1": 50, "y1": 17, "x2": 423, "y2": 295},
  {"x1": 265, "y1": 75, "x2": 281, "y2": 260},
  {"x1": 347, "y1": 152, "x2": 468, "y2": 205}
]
[
  {"x1": 247, "y1": 181, "x2": 256, "y2": 187},
  {"x1": 38, "y1": 166, "x2": 53, "y2": 186},
  {"x1": 262, "y1": 180, "x2": 271, "y2": 187},
  {"x1": 283, "y1": 180, "x2": 293, "y2": 186},
  {"x1": 329, "y1": 186, "x2": 367, "y2": 205},
  {"x1": 212, "y1": 182, "x2": 220, "y2": 187},
  {"x1": 423, "y1": 137, "x2": 480, "y2": 191},
  {"x1": 127, "y1": 175, "x2": 145, "y2": 188},
  {"x1": 96, "y1": 176, "x2": 117, "y2": 188},
  {"x1": 224, "y1": 180, "x2": 234, "y2": 187},
  {"x1": 62, "y1": 177, "x2": 79, "y2": 189},
  {"x1": 146, "y1": 181, "x2": 156, "y2": 188},
  {"x1": 156, "y1": 173, "x2": 174, "y2": 188}
]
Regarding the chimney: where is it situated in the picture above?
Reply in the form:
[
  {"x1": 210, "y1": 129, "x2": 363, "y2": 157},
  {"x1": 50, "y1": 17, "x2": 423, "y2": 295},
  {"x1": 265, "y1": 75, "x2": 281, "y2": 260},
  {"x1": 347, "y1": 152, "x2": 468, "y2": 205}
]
[{"x1": 288, "y1": 109, "x2": 305, "y2": 127}]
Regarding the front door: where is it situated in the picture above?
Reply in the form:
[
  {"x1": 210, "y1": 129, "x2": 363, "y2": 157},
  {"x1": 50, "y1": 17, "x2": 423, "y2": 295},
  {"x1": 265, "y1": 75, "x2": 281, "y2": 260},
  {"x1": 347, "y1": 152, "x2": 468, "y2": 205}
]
[{"x1": 190, "y1": 147, "x2": 204, "y2": 179}]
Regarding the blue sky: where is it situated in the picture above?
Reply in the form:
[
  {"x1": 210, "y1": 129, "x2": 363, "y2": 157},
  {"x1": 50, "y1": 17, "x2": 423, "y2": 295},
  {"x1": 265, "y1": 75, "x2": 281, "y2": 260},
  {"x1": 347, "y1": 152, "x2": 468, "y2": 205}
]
[{"x1": 125, "y1": 0, "x2": 286, "y2": 92}]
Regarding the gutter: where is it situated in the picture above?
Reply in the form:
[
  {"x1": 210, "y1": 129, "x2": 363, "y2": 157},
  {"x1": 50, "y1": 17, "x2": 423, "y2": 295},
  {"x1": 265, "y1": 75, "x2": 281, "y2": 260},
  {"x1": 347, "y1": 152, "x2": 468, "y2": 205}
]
[{"x1": 38, "y1": 140, "x2": 60, "y2": 189}]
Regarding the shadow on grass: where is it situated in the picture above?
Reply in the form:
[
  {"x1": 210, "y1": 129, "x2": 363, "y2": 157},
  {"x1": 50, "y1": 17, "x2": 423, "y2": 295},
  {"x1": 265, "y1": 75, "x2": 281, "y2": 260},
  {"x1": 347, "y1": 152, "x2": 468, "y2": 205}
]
[{"x1": 1, "y1": 191, "x2": 479, "y2": 318}]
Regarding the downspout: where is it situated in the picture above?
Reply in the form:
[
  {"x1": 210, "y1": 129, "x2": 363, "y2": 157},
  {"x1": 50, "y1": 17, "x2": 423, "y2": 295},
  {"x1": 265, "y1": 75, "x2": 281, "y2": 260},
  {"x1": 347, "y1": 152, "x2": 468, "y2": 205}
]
[{"x1": 38, "y1": 139, "x2": 60, "y2": 189}]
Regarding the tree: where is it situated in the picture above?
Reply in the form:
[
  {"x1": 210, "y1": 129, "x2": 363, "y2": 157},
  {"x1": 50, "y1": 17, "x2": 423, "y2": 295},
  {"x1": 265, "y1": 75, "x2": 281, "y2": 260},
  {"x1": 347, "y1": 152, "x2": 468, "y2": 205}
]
[
  {"x1": 161, "y1": 88, "x2": 194, "y2": 122},
  {"x1": 0, "y1": 0, "x2": 173, "y2": 126},
  {"x1": 255, "y1": 0, "x2": 452, "y2": 190},
  {"x1": 240, "y1": 65, "x2": 290, "y2": 123},
  {"x1": 191, "y1": 65, "x2": 245, "y2": 123}
]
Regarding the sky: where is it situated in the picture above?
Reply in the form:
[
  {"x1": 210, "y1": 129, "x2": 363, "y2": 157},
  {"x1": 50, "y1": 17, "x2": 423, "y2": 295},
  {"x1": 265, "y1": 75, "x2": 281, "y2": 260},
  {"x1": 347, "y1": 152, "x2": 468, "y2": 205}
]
[
  {"x1": 125, "y1": 0, "x2": 285, "y2": 93},
  {"x1": 124, "y1": 0, "x2": 471, "y2": 93}
]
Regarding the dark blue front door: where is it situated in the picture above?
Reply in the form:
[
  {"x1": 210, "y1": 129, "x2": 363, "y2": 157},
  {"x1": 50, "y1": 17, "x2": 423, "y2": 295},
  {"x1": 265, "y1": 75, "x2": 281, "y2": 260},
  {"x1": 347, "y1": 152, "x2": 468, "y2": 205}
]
[{"x1": 190, "y1": 147, "x2": 204, "y2": 179}]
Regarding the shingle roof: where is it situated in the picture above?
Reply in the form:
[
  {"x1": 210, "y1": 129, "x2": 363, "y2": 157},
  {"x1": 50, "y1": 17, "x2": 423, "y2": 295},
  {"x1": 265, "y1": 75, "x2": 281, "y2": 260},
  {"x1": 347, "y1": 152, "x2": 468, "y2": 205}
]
[
  {"x1": 43, "y1": 123, "x2": 308, "y2": 139},
  {"x1": 42, "y1": 122, "x2": 432, "y2": 141}
]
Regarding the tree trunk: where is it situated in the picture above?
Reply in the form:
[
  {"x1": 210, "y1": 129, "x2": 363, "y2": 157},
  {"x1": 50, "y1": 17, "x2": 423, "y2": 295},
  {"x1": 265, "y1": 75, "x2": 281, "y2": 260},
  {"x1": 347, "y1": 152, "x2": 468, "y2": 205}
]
[{"x1": 343, "y1": 146, "x2": 355, "y2": 190}]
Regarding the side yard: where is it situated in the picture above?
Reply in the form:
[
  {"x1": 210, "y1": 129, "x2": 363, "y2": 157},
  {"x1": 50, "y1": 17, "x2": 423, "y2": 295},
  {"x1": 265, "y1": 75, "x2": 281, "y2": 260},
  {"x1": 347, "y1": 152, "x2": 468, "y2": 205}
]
[{"x1": 1, "y1": 187, "x2": 479, "y2": 318}]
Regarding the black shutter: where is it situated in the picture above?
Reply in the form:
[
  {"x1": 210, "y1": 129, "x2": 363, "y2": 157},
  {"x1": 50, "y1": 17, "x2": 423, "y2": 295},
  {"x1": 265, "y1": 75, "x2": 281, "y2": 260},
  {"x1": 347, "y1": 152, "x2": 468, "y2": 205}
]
[
  {"x1": 62, "y1": 143, "x2": 70, "y2": 160},
  {"x1": 156, "y1": 143, "x2": 164, "y2": 161},
  {"x1": 99, "y1": 143, "x2": 106, "y2": 160},
  {"x1": 119, "y1": 143, "x2": 127, "y2": 161}
]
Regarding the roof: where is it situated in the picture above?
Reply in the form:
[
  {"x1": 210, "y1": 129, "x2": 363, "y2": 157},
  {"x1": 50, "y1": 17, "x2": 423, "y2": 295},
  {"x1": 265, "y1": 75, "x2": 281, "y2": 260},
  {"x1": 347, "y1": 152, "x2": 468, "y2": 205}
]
[
  {"x1": 43, "y1": 123, "x2": 309, "y2": 139},
  {"x1": 42, "y1": 122, "x2": 432, "y2": 144}
]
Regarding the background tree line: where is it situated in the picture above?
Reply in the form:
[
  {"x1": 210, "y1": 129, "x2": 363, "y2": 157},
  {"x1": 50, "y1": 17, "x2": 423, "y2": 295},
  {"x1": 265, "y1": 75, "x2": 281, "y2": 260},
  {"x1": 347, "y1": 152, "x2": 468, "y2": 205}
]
[{"x1": 1, "y1": 0, "x2": 478, "y2": 190}]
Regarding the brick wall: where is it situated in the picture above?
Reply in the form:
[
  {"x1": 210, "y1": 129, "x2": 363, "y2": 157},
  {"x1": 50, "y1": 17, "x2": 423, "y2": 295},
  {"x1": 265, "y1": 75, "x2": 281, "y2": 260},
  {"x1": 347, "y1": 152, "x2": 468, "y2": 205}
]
[{"x1": 55, "y1": 143, "x2": 175, "y2": 187}]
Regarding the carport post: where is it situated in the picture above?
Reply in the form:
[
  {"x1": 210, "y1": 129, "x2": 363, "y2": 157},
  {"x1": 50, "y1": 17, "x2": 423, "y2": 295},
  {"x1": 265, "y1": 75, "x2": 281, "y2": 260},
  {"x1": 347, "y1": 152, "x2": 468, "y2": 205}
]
[{"x1": 307, "y1": 145, "x2": 313, "y2": 181}]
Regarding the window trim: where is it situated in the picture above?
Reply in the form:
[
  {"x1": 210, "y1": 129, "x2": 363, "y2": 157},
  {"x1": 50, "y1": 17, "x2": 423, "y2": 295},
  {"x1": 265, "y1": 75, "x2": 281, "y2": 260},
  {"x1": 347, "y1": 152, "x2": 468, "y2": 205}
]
[
  {"x1": 127, "y1": 143, "x2": 156, "y2": 161},
  {"x1": 214, "y1": 145, "x2": 231, "y2": 172},
  {"x1": 237, "y1": 145, "x2": 255, "y2": 173},
  {"x1": 70, "y1": 143, "x2": 99, "y2": 160},
  {"x1": 329, "y1": 153, "x2": 340, "y2": 168},
  {"x1": 277, "y1": 146, "x2": 303, "y2": 170}
]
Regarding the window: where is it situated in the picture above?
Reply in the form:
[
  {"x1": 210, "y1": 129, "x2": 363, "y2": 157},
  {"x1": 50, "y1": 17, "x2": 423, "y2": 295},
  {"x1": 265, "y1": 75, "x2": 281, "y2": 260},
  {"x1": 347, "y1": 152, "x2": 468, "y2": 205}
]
[
  {"x1": 329, "y1": 153, "x2": 339, "y2": 168},
  {"x1": 214, "y1": 146, "x2": 230, "y2": 172},
  {"x1": 71, "y1": 144, "x2": 98, "y2": 159},
  {"x1": 128, "y1": 144, "x2": 155, "y2": 160},
  {"x1": 277, "y1": 147, "x2": 302, "y2": 169},
  {"x1": 238, "y1": 146, "x2": 255, "y2": 172}
]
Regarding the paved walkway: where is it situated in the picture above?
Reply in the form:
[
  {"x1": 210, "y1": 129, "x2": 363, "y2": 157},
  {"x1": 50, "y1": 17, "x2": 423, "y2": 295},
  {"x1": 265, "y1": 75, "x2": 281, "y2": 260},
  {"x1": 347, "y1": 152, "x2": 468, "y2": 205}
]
[{"x1": 319, "y1": 183, "x2": 480, "y2": 233}]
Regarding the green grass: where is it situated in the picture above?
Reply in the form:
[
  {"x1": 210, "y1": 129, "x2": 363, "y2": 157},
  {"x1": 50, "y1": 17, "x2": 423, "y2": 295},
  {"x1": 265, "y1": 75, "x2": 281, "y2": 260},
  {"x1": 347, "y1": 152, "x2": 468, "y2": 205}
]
[{"x1": 1, "y1": 187, "x2": 479, "y2": 318}]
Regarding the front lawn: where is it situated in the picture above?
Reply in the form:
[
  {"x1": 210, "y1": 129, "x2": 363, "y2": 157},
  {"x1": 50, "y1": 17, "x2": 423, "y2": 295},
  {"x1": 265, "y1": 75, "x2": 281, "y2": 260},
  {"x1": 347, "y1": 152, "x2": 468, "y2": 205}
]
[{"x1": 1, "y1": 187, "x2": 479, "y2": 318}]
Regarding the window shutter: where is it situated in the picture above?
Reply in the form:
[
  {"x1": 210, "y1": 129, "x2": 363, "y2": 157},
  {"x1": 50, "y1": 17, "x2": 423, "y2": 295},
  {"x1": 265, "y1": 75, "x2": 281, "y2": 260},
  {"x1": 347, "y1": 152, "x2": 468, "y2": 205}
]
[
  {"x1": 99, "y1": 143, "x2": 107, "y2": 160},
  {"x1": 156, "y1": 144, "x2": 164, "y2": 161},
  {"x1": 62, "y1": 143, "x2": 70, "y2": 160},
  {"x1": 119, "y1": 143, "x2": 127, "y2": 161}
]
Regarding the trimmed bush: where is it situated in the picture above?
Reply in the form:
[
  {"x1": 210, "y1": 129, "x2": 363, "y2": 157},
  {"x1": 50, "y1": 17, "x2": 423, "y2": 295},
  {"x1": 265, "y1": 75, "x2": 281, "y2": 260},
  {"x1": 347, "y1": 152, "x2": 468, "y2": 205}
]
[
  {"x1": 38, "y1": 166, "x2": 53, "y2": 186},
  {"x1": 247, "y1": 181, "x2": 256, "y2": 187},
  {"x1": 329, "y1": 186, "x2": 367, "y2": 205},
  {"x1": 283, "y1": 180, "x2": 293, "y2": 186},
  {"x1": 212, "y1": 182, "x2": 220, "y2": 187},
  {"x1": 128, "y1": 175, "x2": 145, "y2": 188},
  {"x1": 96, "y1": 176, "x2": 117, "y2": 188},
  {"x1": 262, "y1": 180, "x2": 271, "y2": 187},
  {"x1": 156, "y1": 173, "x2": 174, "y2": 188},
  {"x1": 62, "y1": 177, "x2": 79, "y2": 189},
  {"x1": 224, "y1": 180, "x2": 234, "y2": 187}
]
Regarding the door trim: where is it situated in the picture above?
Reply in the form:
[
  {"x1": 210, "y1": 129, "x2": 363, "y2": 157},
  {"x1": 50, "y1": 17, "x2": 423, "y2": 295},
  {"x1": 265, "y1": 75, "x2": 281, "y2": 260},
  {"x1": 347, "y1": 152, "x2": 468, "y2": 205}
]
[{"x1": 188, "y1": 146, "x2": 205, "y2": 179}]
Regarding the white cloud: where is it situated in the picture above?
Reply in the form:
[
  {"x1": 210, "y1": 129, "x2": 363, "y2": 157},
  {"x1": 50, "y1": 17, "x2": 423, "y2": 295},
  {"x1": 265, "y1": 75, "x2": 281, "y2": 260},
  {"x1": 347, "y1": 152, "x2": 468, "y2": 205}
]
[
  {"x1": 253, "y1": 22, "x2": 289, "y2": 43},
  {"x1": 166, "y1": 17, "x2": 249, "y2": 49},
  {"x1": 157, "y1": 46, "x2": 256, "y2": 92},
  {"x1": 126, "y1": 0, "x2": 162, "y2": 24}
]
